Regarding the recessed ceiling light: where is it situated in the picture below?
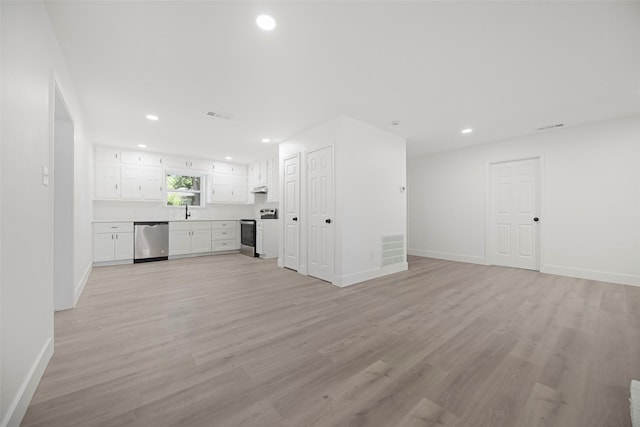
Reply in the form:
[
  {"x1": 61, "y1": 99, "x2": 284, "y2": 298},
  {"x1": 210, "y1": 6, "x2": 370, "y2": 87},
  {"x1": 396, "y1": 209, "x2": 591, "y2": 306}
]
[
  {"x1": 225, "y1": 156, "x2": 233, "y2": 160},
  {"x1": 137, "y1": 144, "x2": 147, "y2": 148},
  {"x1": 461, "y1": 128, "x2": 473, "y2": 134},
  {"x1": 256, "y1": 15, "x2": 276, "y2": 31},
  {"x1": 261, "y1": 138, "x2": 271, "y2": 143},
  {"x1": 391, "y1": 120, "x2": 401, "y2": 126},
  {"x1": 145, "y1": 114, "x2": 159, "y2": 121}
]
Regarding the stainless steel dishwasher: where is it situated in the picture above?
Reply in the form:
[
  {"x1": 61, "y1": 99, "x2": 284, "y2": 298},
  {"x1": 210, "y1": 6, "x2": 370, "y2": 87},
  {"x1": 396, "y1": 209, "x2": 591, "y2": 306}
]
[{"x1": 134, "y1": 222, "x2": 169, "y2": 263}]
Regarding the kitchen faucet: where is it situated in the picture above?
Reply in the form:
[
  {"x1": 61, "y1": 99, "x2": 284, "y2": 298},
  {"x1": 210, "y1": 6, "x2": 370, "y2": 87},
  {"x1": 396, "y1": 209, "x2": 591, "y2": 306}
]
[{"x1": 185, "y1": 204, "x2": 191, "y2": 220}]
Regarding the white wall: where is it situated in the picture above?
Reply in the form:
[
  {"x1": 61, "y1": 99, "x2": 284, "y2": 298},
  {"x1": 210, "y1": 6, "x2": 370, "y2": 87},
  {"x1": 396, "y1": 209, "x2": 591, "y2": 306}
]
[
  {"x1": 0, "y1": 2, "x2": 93, "y2": 425},
  {"x1": 408, "y1": 114, "x2": 640, "y2": 286},
  {"x1": 336, "y1": 117, "x2": 407, "y2": 284},
  {"x1": 279, "y1": 118, "x2": 341, "y2": 276},
  {"x1": 279, "y1": 116, "x2": 407, "y2": 287}
]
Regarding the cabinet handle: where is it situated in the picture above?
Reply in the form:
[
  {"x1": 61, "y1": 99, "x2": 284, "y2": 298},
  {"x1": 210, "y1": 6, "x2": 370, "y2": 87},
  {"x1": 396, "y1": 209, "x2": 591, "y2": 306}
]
[
  {"x1": 116, "y1": 234, "x2": 119, "y2": 239},
  {"x1": 139, "y1": 185, "x2": 141, "y2": 191},
  {"x1": 115, "y1": 184, "x2": 118, "y2": 189},
  {"x1": 115, "y1": 153, "x2": 118, "y2": 159},
  {"x1": 112, "y1": 234, "x2": 114, "y2": 239}
]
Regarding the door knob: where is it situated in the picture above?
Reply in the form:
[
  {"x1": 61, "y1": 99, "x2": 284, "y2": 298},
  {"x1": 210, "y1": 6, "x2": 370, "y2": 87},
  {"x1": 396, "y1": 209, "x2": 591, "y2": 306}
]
[
  {"x1": 533, "y1": 217, "x2": 539, "y2": 222},
  {"x1": 325, "y1": 219, "x2": 332, "y2": 224},
  {"x1": 292, "y1": 217, "x2": 298, "y2": 222}
]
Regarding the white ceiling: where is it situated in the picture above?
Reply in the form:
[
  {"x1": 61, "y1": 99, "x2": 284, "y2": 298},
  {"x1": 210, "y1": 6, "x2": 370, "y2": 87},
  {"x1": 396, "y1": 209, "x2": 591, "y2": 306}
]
[{"x1": 45, "y1": 1, "x2": 640, "y2": 164}]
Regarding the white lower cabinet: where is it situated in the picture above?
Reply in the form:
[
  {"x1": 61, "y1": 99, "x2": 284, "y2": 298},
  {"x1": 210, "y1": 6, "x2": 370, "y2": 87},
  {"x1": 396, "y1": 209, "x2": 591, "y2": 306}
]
[
  {"x1": 191, "y1": 229, "x2": 212, "y2": 253},
  {"x1": 94, "y1": 222, "x2": 134, "y2": 264},
  {"x1": 169, "y1": 221, "x2": 212, "y2": 256},
  {"x1": 256, "y1": 219, "x2": 279, "y2": 259},
  {"x1": 168, "y1": 229, "x2": 191, "y2": 255},
  {"x1": 212, "y1": 221, "x2": 240, "y2": 251}
]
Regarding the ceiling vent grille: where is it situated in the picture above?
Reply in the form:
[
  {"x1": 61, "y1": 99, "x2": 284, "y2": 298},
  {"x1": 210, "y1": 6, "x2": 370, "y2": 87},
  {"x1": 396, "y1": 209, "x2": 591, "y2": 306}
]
[
  {"x1": 536, "y1": 123, "x2": 564, "y2": 132},
  {"x1": 206, "y1": 111, "x2": 233, "y2": 120}
]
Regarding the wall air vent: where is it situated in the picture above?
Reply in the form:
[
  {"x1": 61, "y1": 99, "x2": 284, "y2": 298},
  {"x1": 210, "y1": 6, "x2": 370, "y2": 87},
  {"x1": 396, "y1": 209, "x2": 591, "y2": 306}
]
[
  {"x1": 536, "y1": 123, "x2": 564, "y2": 132},
  {"x1": 381, "y1": 234, "x2": 405, "y2": 267},
  {"x1": 206, "y1": 111, "x2": 233, "y2": 120}
]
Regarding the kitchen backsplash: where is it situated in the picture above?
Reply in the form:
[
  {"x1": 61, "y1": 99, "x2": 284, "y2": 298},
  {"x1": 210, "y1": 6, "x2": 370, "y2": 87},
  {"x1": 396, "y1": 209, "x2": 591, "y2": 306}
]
[{"x1": 93, "y1": 200, "x2": 255, "y2": 221}]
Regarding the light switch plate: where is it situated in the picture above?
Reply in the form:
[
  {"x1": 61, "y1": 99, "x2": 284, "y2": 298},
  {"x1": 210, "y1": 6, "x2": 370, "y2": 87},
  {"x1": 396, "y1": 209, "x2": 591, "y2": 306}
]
[{"x1": 42, "y1": 165, "x2": 49, "y2": 186}]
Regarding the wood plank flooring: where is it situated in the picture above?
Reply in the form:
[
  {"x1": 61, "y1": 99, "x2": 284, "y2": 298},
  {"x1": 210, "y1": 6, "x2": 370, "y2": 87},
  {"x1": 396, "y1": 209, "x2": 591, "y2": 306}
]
[{"x1": 22, "y1": 255, "x2": 639, "y2": 426}]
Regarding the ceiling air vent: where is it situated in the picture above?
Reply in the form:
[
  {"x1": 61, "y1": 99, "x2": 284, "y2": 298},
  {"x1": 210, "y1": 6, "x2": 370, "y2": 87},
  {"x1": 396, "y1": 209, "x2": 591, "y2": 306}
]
[
  {"x1": 536, "y1": 123, "x2": 564, "y2": 132},
  {"x1": 206, "y1": 111, "x2": 233, "y2": 120}
]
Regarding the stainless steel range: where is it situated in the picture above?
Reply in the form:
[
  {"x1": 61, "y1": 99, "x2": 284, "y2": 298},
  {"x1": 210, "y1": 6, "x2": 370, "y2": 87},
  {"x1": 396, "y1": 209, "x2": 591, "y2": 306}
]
[{"x1": 239, "y1": 219, "x2": 257, "y2": 257}]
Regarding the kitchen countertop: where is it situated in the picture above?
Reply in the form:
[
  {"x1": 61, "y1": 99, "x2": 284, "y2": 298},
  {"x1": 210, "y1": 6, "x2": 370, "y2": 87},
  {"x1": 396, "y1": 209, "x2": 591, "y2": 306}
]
[{"x1": 92, "y1": 219, "x2": 243, "y2": 223}]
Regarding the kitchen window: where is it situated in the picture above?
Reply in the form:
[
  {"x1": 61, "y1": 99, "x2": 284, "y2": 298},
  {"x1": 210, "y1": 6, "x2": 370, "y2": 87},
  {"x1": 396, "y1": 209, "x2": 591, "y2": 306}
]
[{"x1": 166, "y1": 172, "x2": 203, "y2": 206}]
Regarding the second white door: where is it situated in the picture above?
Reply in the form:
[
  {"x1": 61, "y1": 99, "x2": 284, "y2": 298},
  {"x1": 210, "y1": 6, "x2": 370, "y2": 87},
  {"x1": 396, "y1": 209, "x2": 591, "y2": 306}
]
[
  {"x1": 307, "y1": 147, "x2": 333, "y2": 282},
  {"x1": 490, "y1": 158, "x2": 540, "y2": 270},
  {"x1": 283, "y1": 154, "x2": 300, "y2": 270}
]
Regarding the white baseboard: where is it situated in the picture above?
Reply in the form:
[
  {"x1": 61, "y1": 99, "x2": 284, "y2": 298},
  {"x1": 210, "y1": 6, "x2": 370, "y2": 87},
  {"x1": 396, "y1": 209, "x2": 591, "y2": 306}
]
[
  {"x1": 408, "y1": 249, "x2": 486, "y2": 265},
  {"x1": 542, "y1": 264, "x2": 640, "y2": 287},
  {"x1": 333, "y1": 262, "x2": 409, "y2": 288},
  {"x1": 277, "y1": 258, "x2": 283, "y2": 268},
  {"x1": 2, "y1": 336, "x2": 53, "y2": 427},
  {"x1": 74, "y1": 261, "x2": 92, "y2": 306},
  {"x1": 407, "y1": 249, "x2": 640, "y2": 287}
]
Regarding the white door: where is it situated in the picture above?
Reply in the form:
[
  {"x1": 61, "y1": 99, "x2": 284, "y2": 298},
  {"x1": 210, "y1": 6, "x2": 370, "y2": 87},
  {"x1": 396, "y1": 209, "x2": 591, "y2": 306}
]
[
  {"x1": 283, "y1": 154, "x2": 300, "y2": 270},
  {"x1": 490, "y1": 158, "x2": 540, "y2": 270},
  {"x1": 307, "y1": 147, "x2": 333, "y2": 282}
]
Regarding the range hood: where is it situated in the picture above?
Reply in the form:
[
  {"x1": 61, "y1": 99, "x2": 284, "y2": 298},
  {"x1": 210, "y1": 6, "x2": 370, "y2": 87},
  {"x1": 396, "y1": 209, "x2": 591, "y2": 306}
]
[{"x1": 251, "y1": 185, "x2": 268, "y2": 194}]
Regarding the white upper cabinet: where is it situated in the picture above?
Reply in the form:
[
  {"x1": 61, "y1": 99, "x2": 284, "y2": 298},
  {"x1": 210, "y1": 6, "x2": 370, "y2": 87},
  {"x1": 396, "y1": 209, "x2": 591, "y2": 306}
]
[
  {"x1": 120, "y1": 150, "x2": 143, "y2": 164},
  {"x1": 93, "y1": 145, "x2": 251, "y2": 204},
  {"x1": 120, "y1": 165, "x2": 162, "y2": 201},
  {"x1": 250, "y1": 160, "x2": 268, "y2": 187},
  {"x1": 141, "y1": 166, "x2": 163, "y2": 200},
  {"x1": 120, "y1": 164, "x2": 144, "y2": 199},
  {"x1": 95, "y1": 161, "x2": 121, "y2": 199},
  {"x1": 213, "y1": 161, "x2": 246, "y2": 175},
  {"x1": 165, "y1": 155, "x2": 210, "y2": 171},
  {"x1": 95, "y1": 147, "x2": 120, "y2": 163},
  {"x1": 142, "y1": 152, "x2": 163, "y2": 166},
  {"x1": 121, "y1": 150, "x2": 164, "y2": 166},
  {"x1": 208, "y1": 162, "x2": 248, "y2": 203}
]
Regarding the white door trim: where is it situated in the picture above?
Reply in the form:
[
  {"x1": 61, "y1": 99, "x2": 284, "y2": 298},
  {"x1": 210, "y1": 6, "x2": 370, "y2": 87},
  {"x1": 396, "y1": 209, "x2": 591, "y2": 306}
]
[{"x1": 485, "y1": 155, "x2": 545, "y2": 270}]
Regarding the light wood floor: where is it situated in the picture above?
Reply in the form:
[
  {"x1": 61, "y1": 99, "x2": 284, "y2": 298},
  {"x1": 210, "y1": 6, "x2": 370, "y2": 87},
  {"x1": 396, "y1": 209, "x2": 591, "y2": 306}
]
[{"x1": 22, "y1": 255, "x2": 640, "y2": 427}]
